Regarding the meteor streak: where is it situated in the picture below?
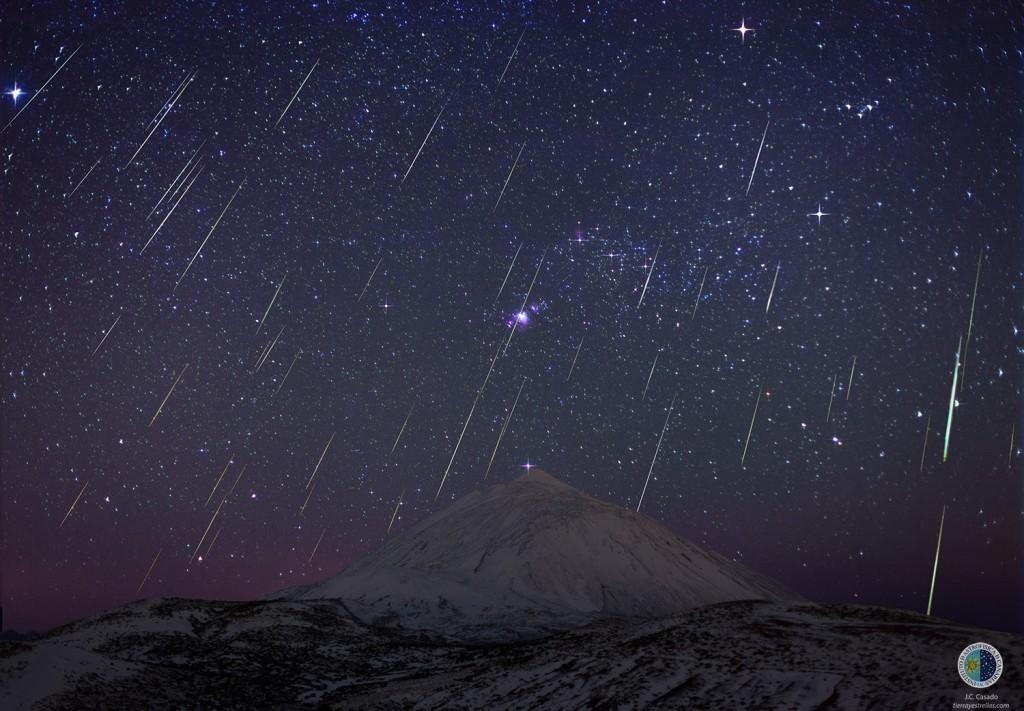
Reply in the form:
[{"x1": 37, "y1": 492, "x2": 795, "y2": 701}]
[
  {"x1": 391, "y1": 405, "x2": 415, "y2": 454},
  {"x1": 91, "y1": 315, "x2": 121, "y2": 357},
  {"x1": 637, "y1": 395, "x2": 676, "y2": 512},
  {"x1": 148, "y1": 140, "x2": 206, "y2": 218},
  {"x1": 59, "y1": 481, "x2": 89, "y2": 528},
  {"x1": 67, "y1": 159, "x2": 100, "y2": 199},
  {"x1": 149, "y1": 364, "x2": 189, "y2": 427},
  {"x1": 136, "y1": 549, "x2": 162, "y2": 595},
  {"x1": 205, "y1": 458, "x2": 232, "y2": 508},
  {"x1": 825, "y1": 373, "x2": 837, "y2": 423},
  {"x1": 566, "y1": 336, "x2": 584, "y2": 382},
  {"x1": 275, "y1": 349, "x2": 301, "y2": 396},
  {"x1": 637, "y1": 242, "x2": 661, "y2": 309},
  {"x1": 141, "y1": 162, "x2": 204, "y2": 253},
  {"x1": 274, "y1": 58, "x2": 319, "y2": 129},
  {"x1": 3, "y1": 45, "x2": 82, "y2": 133},
  {"x1": 492, "y1": 242, "x2": 522, "y2": 307},
  {"x1": 189, "y1": 499, "x2": 223, "y2": 565},
  {"x1": 484, "y1": 377, "x2": 526, "y2": 480},
  {"x1": 306, "y1": 432, "x2": 336, "y2": 490},
  {"x1": 436, "y1": 389, "x2": 483, "y2": 499},
  {"x1": 642, "y1": 352, "x2": 659, "y2": 401},
  {"x1": 691, "y1": 266, "x2": 708, "y2": 318},
  {"x1": 401, "y1": 98, "x2": 448, "y2": 184},
  {"x1": 846, "y1": 356, "x2": 857, "y2": 401},
  {"x1": 1010, "y1": 423, "x2": 1016, "y2": 469},
  {"x1": 960, "y1": 248, "x2": 982, "y2": 390},
  {"x1": 926, "y1": 505, "x2": 946, "y2": 616},
  {"x1": 496, "y1": 29, "x2": 525, "y2": 87},
  {"x1": 387, "y1": 491, "x2": 404, "y2": 534},
  {"x1": 124, "y1": 71, "x2": 195, "y2": 169},
  {"x1": 493, "y1": 140, "x2": 526, "y2": 211},
  {"x1": 745, "y1": 118, "x2": 769, "y2": 196},
  {"x1": 257, "y1": 272, "x2": 287, "y2": 333},
  {"x1": 175, "y1": 178, "x2": 245, "y2": 289},
  {"x1": 765, "y1": 262, "x2": 780, "y2": 314},
  {"x1": 300, "y1": 481, "x2": 316, "y2": 515},
  {"x1": 357, "y1": 257, "x2": 382, "y2": 302},
  {"x1": 942, "y1": 338, "x2": 961, "y2": 463},
  {"x1": 740, "y1": 385, "x2": 762, "y2": 467},
  {"x1": 255, "y1": 326, "x2": 284, "y2": 373},
  {"x1": 919, "y1": 414, "x2": 931, "y2": 472},
  {"x1": 309, "y1": 528, "x2": 327, "y2": 562},
  {"x1": 503, "y1": 247, "x2": 547, "y2": 355}
]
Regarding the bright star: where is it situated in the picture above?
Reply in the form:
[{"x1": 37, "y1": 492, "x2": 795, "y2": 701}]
[
  {"x1": 732, "y1": 19, "x2": 754, "y2": 43},
  {"x1": 6, "y1": 83, "x2": 24, "y2": 103},
  {"x1": 807, "y1": 203, "x2": 831, "y2": 224},
  {"x1": 521, "y1": 460, "x2": 535, "y2": 472}
]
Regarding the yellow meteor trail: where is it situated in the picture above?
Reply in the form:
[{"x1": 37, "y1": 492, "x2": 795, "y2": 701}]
[
  {"x1": 149, "y1": 364, "x2": 189, "y2": 427},
  {"x1": 306, "y1": 432, "x2": 336, "y2": 490},
  {"x1": 136, "y1": 549, "x2": 162, "y2": 595},
  {"x1": 926, "y1": 505, "x2": 946, "y2": 616},
  {"x1": 59, "y1": 481, "x2": 89, "y2": 529},
  {"x1": 741, "y1": 385, "x2": 762, "y2": 467}
]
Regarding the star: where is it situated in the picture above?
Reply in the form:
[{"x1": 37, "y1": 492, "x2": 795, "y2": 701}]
[
  {"x1": 6, "y1": 83, "x2": 24, "y2": 103},
  {"x1": 521, "y1": 460, "x2": 536, "y2": 472},
  {"x1": 732, "y1": 19, "x2": 754, "y2": 43},
  {"x1": 807, "y1": 203, "x2": 831, "y2": 224}
]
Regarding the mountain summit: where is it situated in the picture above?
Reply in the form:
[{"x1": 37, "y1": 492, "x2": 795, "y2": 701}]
[{"x1": 280, "y1": 470, "x2": 797, "y2": 639}]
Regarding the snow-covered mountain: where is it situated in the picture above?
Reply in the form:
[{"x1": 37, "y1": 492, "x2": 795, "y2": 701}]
[{"x1": 276, "y1": 469, "x2": 798, "y2": 638}]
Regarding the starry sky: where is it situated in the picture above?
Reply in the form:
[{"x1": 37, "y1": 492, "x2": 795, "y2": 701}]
[{"x1": 2, "y1": 1, "x2": 1022, "y2": 635}]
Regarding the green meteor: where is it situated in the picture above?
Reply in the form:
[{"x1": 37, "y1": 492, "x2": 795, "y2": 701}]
[
  {"x1": 926, "y1": 505, "x2": 946, "y2": 616},
  {"x1": 942, "y1": 338, "x2": 961, "y2": 463}
]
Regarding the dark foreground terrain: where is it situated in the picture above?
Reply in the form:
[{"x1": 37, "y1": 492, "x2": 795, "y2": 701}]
[{"x1": 2, "y1": 597, "x2": 1021, "y2": 709}]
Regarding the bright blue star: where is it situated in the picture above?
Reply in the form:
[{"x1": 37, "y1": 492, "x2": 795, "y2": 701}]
[{"x1": 6, "y1": 83, "x2": 24, "y2": 103}]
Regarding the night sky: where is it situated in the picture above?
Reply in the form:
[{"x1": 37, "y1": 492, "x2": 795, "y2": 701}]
[{"x1": 2, "y1": 1, "x2": 1022, "y2": 635}]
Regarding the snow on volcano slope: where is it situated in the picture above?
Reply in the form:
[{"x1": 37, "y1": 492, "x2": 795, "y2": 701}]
[{"x1": 278, "y1": 469, "x2": 798, "y2": 637}]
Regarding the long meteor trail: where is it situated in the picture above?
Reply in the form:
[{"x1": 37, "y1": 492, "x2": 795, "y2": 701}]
[
  {"x1": 306, "y1": 432, "x2": 336, "y2": 490},
  {"x1": 141, "y1": 162, "x2": 204, "y2": 253},
  {"x1": 692, "y1": 266, "x2": 708, "y2": 318},
  {"x1": 274, "y1": 58, "x2": 319, "y2": 129},
  {"x1": 3, "y1": 45, "x2": 82, "y2": 133},
  {"x1": 91, "y1": 315, "x2": 121, "y2": 357},
  {"x1": 493, "y1": 140, "x2": 526, "y2": 211},
  {"x1": 566, "y1": 336, "x2": 584, "y2": 382},
  {"x1": 637, "y1": 395, "x2": 676, "y2": 512},
  {"x1": 496, "y1": 29, "x2": 526, "y2": 87},
  {"x1": 741, "y1": 385, "x2": 762, "y2": 466},
  {"x1": 67, "y1": 159, "x2": 100, "y2": 199},
  {"x1": 175, "y1": 178, "x2": 245, "y2": 289},
  {"x1": 391, "y1": 405, "x2": 415, "y2": 454},
  {"x1": 149, "y1": 364, "x2": 189, "y2": 427},
  {"x1": 960, "y1": 248, "x2": 983, "y2": 390},
  {"x1": 943, "y1": 338, "x2": 961, "y2": 462},
  {"x1": 503, "y1": 248, "x2": 547, "y2": 355},
  {"x1": 401, "y1": 98, "x2": 448, "y2": 184},
  {"x1": 637, "y1": 242, "x2": 661, "y2": 309},
  {"x1": 484, "y1": 377, "x2": 526, "y2": 480},
  {"x1": 926, "y1": 505, "x2": 946, "y2": 616},
  {"x1": 125, "y1": 71, "x2": 195, "y2": 169},
  {"x1": 765, "y1": 263, "x2": 780, "y2": 314},
  {"x1": 136, "y1": 549, "x2": 162, "y2": 595},
  {"x1": 257, "y1": 272, "x2": 287, "y2": 333},
  {"x1": 492, "y1": 242, "x2": 522, "y2": 307},
  {"x1": 59, "y1": 481, "x2": 89, "y2": 529},
  {"x1": 745, "y1": 118, "x2": 770, "y2": 196}
]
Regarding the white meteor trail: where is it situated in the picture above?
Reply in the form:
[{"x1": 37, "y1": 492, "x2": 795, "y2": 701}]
[
  {"x1": 401, "y1": 98, "x2": 448, "y2": 184},
  {"x1": 503, "y1": 247, "x2": 547, "y2": 355},
  {"x1": 642, "y1": 352, "x2": 659, "y2": 401},
  {"x1": 960, "y1": 248, "x2": 982, "y2": 390},
  {"x1": 919, "y1": 413, "x2": 931, "y2": 472},
  {"x1": 275, "y1": 349, "x2": 301, "y2": 396},
  {"x1": 205, "y1": 459, "x2": 232, "y2": 508},
  {"x1": 745, "y1": 118, "x2": 770, "y2": 196},
  {"x1": 308, "y1": 528, "x2": 327, "y2": 562},
  {"x1": 67, "y1": 159, "x2": 100, "y2": 199},
  {"x1": 189, "y1": 499, "x2": 223, "y2": 565},
  {"x1": 91, "y1": 315, "x2": 121, "y2": 357},
  {"x1": 637, "y1": 395, "x2": 676, "y2": 513},
  {"x1": 175, "y1": 178, "x2": 245, "y2": 289},
  {"x1": 391, "y1": 405, "x2": 415, "y2": 454},
  {"x1": 637, "y1": 242, "x2": 661, "y2": 309},
  {"x1": 926, "y1": 505, "x2": 946, "y2": 616},
  {"x1": 496, "y1": 29, "x2": 525, "y2": 87},
  {"x1": 492, "y1": 242, "x2": 522, "y2": 307},
  {"x1": 149, "y1": 364, "x2": 189, "y2": 427},
  {"x1": 1010, "y1": 424, "x2": 1016, "y2": 469},
  {"x1": 59, "y1": 480, "x2": 89, "y2": 528},
  {"x1": 3, "y1": 45, "x2": 82, "y2": 133},
  {"x1": 300, "y1": 481, "x2": 317, "y2": 516},
  {"x1": 741, "y1": 384, "x2": 762, "y2": 467},
  {"x1": 136, "y1": 549, "x2": 162, "y2": 595},
  {"x1": 306, "y1": 432, "x2": 336, "y2": 490},
  {"x1": 825, "y1": 373, "x2": 837, "y2": 423},
  {"x1": 846, "y1": 356, "x2": 857, "y2": 401},
  {"x1": 484, "y1": 377, "x2": 526, "y2": 480},
  {"x1": 385, "y1": 495, "x2": 401, "y2": 532},
  {"x1": 358, "y1": 257, "x2": 383, "y2": 302},
  {"x1": 566, "y1": 336, "x2": 584, "y2": 382},
  {"x1": 148, "y1": 140, "x2": 206, "y2": 218},
  {"x1": 257, "y1": 272, "x2": 287, "y2": 333},
  {"x1": 274, "y1": 58, "x2": 320, "y2": 129},
  {"x1": 141, "y1": 162, "x2": 204, "y2": 253},
  {"x1": 765, "y1": 262, "x2": 780, "y2": 314},
  {"x1": 943, "y1": 337, "x2": 961, "y2": 463},
  {"x1": 493, "y1": 140, "x2": 526, "y2": 211},
  {"x1": 125, "y1": 71, "x2": 195, "y2": 169},
  {"x1": 692, "y1": 266, "x2": 708, "y2": 318},
  {"x1": 436, "y1": 388, "x2": 483, "y2": 500},
  {"x1": 255, "y1": 326, "x2": 284, "y2": 373}
]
